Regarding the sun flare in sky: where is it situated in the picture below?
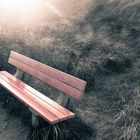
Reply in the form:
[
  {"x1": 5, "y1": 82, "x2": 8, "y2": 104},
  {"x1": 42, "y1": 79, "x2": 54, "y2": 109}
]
[
  {"x1": 0, "y1": 0, "x2": 40, "y2": 20},
  {"x1": 1, "y1": 0, "x2": 30, "y2": 8},
  {"x1": 0, "y1": 0, "x2": 64, "y2": 24},
  {"x1": 0, "y1": 0, "x2": 47, "y2": 24},
  {"x1": 0, "y1": 0, "x2": 42, "y2": 12}
]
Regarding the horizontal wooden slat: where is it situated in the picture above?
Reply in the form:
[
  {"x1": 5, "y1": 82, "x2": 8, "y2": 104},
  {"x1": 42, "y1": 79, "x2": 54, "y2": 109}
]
[
  {"x1": 0, "y1": 74, "x2": 59, "y2": 124},
  {"x1": 9, "y1": 58, "x2": 83, "y2": 100},
  {"x1": 0, "y1": 82, "x2": 56, "y2": 124},
  {"x1": 1, "y1": 71, "x2": 75, "y2": 119},
  {"x1": 9, "y1": 51, "x2": 86, "y2": 92},
  {"x1": 0, "y1": 72, "x2": 75, "y2": 123},
  {"x1": 0, "y1": 74, "x2": 68, "y2": 121},
  {"x1": 1, "y1": 71, "x2": 74, "y2": 118}
]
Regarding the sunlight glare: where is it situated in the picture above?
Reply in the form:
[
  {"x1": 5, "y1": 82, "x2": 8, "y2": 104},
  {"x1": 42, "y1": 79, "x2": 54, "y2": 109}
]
[
  {"x1": 0, "y1": 0, "x2": 39, "y2": 9},
  {"x1": 0, "y1": 0, "x2": 64, "y2": 25},
  {"x1": 0, "y1": 0, "x2": 44, "y2": 24}
]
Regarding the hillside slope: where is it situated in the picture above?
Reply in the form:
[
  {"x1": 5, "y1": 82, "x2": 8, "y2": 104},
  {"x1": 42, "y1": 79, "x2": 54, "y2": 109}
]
[{"x1": 0, "y1": 0, "x2": 140, "y2": 139}]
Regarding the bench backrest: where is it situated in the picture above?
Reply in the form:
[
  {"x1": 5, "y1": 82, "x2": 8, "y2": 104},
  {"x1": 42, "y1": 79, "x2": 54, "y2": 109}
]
[{"x1": 8, "y1": 51, "x2": 86, "y2": 100}]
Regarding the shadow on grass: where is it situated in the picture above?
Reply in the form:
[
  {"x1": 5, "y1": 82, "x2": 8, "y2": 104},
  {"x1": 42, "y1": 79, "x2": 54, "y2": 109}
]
[{"x1": 26, "y1": 117, "x2": 96, "y2": 140}]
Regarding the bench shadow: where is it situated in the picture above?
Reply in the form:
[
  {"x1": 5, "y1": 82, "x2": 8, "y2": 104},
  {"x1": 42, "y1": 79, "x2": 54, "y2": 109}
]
[{"x1": 26, "y1": 116, "x2": 96, "y2": 140}]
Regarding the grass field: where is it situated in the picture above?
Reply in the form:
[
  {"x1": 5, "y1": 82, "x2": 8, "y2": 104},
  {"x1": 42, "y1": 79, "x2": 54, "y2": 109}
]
[{"x1": 0, "y1": 0, "x2": 140, "y2": 139}]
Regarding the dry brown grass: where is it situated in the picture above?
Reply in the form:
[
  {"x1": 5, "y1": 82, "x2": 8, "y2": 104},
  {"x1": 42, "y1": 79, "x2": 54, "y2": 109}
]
[{"x1": 112, "y1": 88, "x2": 140, "y2": 140}]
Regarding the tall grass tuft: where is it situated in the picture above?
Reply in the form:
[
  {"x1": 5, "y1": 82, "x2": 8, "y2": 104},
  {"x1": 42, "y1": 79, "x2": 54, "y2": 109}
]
[
  {"x1": 104, "y1": 87, "x2": 140, "y2": 140},
  {"x1": 26, "y1": 117, "x2": 94, "y2": 140}
]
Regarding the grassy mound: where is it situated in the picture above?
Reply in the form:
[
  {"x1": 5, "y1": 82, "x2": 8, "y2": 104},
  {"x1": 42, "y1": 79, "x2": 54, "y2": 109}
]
[{"x1": 0, "y1": 0, "x2": 140, "y2": 139}]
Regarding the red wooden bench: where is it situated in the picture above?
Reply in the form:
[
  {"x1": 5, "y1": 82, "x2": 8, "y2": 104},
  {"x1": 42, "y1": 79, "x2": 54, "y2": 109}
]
[{"x1": 0, "y1": 50, "x2": 86, "y2": 127}]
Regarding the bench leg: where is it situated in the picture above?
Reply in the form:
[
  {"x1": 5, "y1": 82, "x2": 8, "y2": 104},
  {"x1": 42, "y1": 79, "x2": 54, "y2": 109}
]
[
  {"x1": 29, "y1": 108, "x2": 39, "y2": 128},
  {"x1": 31, "y1": 113, "x2": 39, "y2": 128},
  {"x1": 56, "y1": 93, "x2": 69, "y2": 107},
  {"x1": 56, "y1": 93, "x2": 76, "y2": 111},
  {"x1": 14, "y1": 69, "x2": 24, "y2": 79},
  {"x1": 67, "y1": 97, "x2": 76, "y2": 112}
]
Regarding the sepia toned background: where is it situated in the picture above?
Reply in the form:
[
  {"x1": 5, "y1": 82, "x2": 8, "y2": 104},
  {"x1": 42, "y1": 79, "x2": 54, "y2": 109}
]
[{"x1": 0, "y1": 0, "x2": 140, "y2": 139}]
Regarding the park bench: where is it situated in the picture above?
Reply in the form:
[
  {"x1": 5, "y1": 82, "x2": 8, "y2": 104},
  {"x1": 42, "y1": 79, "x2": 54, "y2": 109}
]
[{"x1": 0, "y1": 50, "x2": 86, "y2": 127}]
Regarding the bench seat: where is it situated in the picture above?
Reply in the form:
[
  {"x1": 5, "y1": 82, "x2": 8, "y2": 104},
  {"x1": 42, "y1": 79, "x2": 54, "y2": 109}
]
[{"x1": 0, "y1": 71, "x2": 75, "y2": 124}]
